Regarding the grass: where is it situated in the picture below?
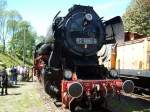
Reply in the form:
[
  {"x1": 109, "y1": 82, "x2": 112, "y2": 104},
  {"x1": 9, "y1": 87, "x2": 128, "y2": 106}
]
[
  {"x1": 0, "y1": 82, "x2": 48, "y2": 112},
  {"x1": 0, "y1": 52, "x2": 32, "y2": 70}
]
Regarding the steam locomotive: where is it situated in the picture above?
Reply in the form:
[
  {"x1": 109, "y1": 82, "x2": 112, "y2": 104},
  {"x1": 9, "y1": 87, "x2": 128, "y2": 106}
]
[{"x1": 33, "y1": 5, "x2": 134, "y2": 111}]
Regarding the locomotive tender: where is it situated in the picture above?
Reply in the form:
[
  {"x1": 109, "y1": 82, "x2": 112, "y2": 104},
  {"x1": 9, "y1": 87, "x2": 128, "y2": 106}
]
[{"x1": 33, "y1": 5, "x2": 134, "y2": 111}]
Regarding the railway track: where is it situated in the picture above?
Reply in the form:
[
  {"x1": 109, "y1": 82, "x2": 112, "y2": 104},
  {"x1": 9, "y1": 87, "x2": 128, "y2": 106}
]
[
  {"x1": 122, "y1": 92, "x2": 150, "y2": 102},
  {"x1": 36, "y1": 82, "x2": 112, "y2": 112}
]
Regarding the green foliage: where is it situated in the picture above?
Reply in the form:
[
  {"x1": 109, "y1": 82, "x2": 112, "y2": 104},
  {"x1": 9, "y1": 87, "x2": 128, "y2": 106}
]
[
  {"x1": 0, "y1": 43, "x2": 3, "y2": 52},
  {"x1": 122, "y1": 0, "x2": 150, "y2": 36},
  {"x1": 8, "y1": 20, "x2": 36, "y2": 60},
  {"x1": 0, "y1": 10, "x2": 9, "y2": 52},
  {"x1": 7, "y1": 10, "x2": 22, "y2": 36},
  {"x1": 0, "y1": 0, "x2": 37, "y2": 64},
  {"x1": 35, "y1": 35, "x2": 45, "y2": 45},
  {"x1": 0, "y1": 0, "x2": 8, "y2": 52},
  {"x1": 0, "y1": 0, "x2": 41, "y2": 65},
  {"x1": 0, "y1": 7, "x2": 23, "y2": 52}
]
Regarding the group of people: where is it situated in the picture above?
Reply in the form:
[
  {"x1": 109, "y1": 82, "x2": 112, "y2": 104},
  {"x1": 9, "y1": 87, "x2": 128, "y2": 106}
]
[{"x1": 0, "y1": 65, "x2": 29, "y2": 95}]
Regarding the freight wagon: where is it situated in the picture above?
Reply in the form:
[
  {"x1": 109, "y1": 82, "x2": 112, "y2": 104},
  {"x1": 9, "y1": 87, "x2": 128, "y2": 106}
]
[
  {"x1": 116, "y1": 32, "x2": 150, "y2": 93},
  {"x1": 98, "y1": 32, "x2": 150, "y2": 94}
]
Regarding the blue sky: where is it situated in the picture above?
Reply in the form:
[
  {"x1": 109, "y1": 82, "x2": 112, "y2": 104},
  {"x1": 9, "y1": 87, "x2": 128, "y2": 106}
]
[{"x1": 7, "y1": 0, "x2": 131, "y2": 36}]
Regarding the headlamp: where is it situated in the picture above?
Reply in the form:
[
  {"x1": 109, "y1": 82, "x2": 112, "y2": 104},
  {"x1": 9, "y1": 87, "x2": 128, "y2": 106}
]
[
  {"x1": 64, "y1": 70, "x2": 72, "y2": 79},
  {"x1": 85, "y1": 13, "x2": 93, "y2": 21}
]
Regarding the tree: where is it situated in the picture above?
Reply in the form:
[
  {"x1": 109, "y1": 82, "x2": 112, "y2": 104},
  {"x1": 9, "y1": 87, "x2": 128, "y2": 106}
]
[
  {"x1": 5, "y1": 10, "x2": 22, "y2": 55},
  {"x1": 0, "y1": 0, "x2": 7, "y2": 10},
  {"x1": 8, "y1": 20, "x2": 36, "y2": 60},
  {"x1": 0, "y1": 0, "x2": 7, "y2": 52},
  {"x1": 0, "y1": 10, "x2": 8, "y2": 52},
  {"x1": 7, "y1": 10, "x2": 22, "y2": 37},
  {"x1": 0, "y1": 10, "x2": 22, "y2": 53},
  {"x1": 35, "y1": 35, "x2": 44, "y2": 45},
  {"x1": 122, "y1": 0, "x2": 150, "y2": 36}
]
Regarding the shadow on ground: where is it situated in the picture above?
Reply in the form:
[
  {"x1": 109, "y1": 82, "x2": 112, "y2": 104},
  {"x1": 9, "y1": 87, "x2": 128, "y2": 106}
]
[
  {"x1": 8, "y1": 85, "x2": 21, "y2": 88},
  {"x1": 108, "y1": 94, "x2": 150, "y2": 112},
  {"x1": 15, "y1": 83, "x2": 25, "y2": 86},
  {"x1": 7, "y1": 82, "x2": 26, "y2": 88},
  {"x1": 0, "y1": 93, "x2": 21, "y2": 96},
  {"x1": 7, "y1": 93, "x2": 21, "y2": 95}
]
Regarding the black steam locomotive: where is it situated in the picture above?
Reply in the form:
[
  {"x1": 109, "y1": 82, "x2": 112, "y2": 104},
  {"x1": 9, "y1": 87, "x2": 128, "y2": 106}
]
[{"x1": 33, "y1": 5, "x2": 133, "y2": 111}]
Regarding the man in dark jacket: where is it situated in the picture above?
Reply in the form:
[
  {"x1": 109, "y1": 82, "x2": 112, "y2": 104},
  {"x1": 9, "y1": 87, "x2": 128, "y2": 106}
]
[
  {"x1": 1, "y1": 67, "x2": 8, "y2": 95},
  {"x1": 11, "y1": 66, "x2": 17, "y2": 85}
]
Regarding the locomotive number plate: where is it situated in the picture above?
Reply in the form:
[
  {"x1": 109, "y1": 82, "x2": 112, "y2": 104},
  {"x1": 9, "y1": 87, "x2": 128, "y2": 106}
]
[{"x1": 76, "y1": 38, "x2": 97, "y2": 44}]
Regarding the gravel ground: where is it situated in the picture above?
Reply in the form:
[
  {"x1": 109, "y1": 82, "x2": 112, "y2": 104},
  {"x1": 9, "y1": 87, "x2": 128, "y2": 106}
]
[
  {"x1": 107, "y1": 92, "x2": 150, "y2": 112},
  {"x1": 36, "y1": 81, "x2": 71, "y2": 112}
]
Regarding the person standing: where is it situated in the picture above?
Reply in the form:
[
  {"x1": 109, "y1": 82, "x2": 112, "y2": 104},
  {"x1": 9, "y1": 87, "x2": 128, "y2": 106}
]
[
  {"x1": 1, "y1": 67, "x2": 8, "y2": 95},
  {"x1": 0, "y1": 73, "x2": 2, "y2": 87},
  {"x1": 11, "y1": 66, "x2": 17, "y2": 85}
]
